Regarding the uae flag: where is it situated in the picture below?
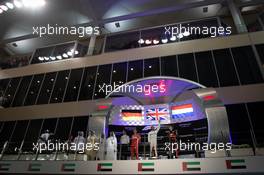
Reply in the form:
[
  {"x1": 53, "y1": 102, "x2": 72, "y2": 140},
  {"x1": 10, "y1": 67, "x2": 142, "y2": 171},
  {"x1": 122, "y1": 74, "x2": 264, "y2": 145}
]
[
  {"x1": 0, "y1": 163, "x2": 10, "y2": 171},
  {"x1": 97, "y1": 163, "x2": 112, "y2": 172},
  {"x1": 138, "y1": 162, "x2": 155, "y2": 172},
  {"x1": 171, "y1": 104, "x2": 193, "y2": 119},
  {"x1": 61, "y1": 163, "x2": 75, "y2": 172},
  {"x1": 226, "y1": 159, "x2": 246, "y2": 169},
  {"x1": 122, "y1": 110, "x2": 143, "y2": 121},
  {"x1": 28, "y1": 163, "x2": 41, "y2": 171},
  {"x1": 182, "y1": 161, "x2": 201, "y2": 171}
]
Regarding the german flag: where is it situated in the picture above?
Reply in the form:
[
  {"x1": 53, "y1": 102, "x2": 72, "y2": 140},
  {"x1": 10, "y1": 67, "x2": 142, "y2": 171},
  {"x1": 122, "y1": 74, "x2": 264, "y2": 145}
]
[{"x1": 122, "y1": 110, "x2": 143, "y2": 121}]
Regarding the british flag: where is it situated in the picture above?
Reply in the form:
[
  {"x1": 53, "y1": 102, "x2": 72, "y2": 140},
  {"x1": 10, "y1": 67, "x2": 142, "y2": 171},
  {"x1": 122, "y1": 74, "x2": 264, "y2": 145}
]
[{"x1": 145, "y1": 107, "x2": 169, "y2": 121}]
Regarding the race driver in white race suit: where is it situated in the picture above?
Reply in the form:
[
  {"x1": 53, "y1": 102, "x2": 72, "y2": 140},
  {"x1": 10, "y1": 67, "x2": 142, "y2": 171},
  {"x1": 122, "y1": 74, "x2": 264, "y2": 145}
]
[{"x1": 148, "y1": 119, "x2": 161, "y2": 158}]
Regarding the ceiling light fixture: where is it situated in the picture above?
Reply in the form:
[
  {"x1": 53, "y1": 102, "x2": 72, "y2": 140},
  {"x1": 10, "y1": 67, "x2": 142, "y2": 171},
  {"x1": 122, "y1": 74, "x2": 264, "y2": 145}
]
[
  {"x1": 44, "y1": 57, "x2": 49, "y2": 61},
  {"x1": 170, "y1": 35, "x2": 177, "y2": 41},
  {"x1": 6, "y1": 2, "x2": 14, "y2": 9},
  {"x1": 153, "y1": 39, "x2": 160, "y2": 45},
  {"x1": 0, "y1": 9, "x2": 3, "y2": 13},
  {"x1": 145, "y1": 39, "x2": 152, "y2": 45},
  {"x1": 62, "y1": 53, "x2": 68, "y2": 58},
  {"x1": 56, "y1": 55, "x2": 62, "y2": 60},
  {"x1": 0, "y1": 5, "x2": 8, "y2": 11},
  {"x1": 161, "y1": 38, "x2": 168, "y2": 44},
  {"x1": 178, "y1": 33, "x2": 184, "y2": 39},
  {"x1": 50, "y1": 56, "x2": 56, "y2": 60},
  {"x1": 38, "y1": 57, "x2": 44, "y2": 61},
  {"x1": 14, "y1": 0, "x2": 23, "y2": 8},
  {"x1": 183, "y1": 31, "x2": 190, "y2": 36},
  {"x1": 138, "y1": 39, "x2": 144, "y2": 44}
]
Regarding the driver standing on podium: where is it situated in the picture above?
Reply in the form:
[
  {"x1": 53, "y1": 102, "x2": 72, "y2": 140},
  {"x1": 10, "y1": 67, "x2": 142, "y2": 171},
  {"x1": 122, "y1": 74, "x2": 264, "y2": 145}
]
[
  {"x1": 130, "y1": 129, "x2": 141, "y2": 160},
  {"x1": 148, "y1": 119, "x2": 161, "y2": 158}
]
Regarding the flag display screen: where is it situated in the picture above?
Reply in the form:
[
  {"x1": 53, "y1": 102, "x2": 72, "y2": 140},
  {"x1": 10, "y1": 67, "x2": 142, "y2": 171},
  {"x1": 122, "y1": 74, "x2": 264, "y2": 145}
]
[
  {"x1": 171, "y1": 104, "x2": 194, "y2": 119},
  {"x1": 121, "y1": 110, "x2": 143, "y2": 121}
]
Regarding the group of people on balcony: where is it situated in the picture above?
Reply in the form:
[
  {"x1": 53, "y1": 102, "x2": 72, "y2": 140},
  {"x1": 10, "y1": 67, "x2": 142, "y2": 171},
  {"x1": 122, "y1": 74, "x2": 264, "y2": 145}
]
[{"x1": 37, "y1": 120, "x2": 179, "y2": 160}]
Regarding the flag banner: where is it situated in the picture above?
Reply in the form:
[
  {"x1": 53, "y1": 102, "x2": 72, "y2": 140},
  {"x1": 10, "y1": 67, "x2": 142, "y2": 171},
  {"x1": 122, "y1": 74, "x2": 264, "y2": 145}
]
[
  {"x1": 61, "y1": 163, "x2": 75, "y2": 172},
  {"x1": 226, "y1": 159, "x2": 247, "y2": 169},
  {"x1": 97, "y1": 163, "x2": 112, "y2": 172},
  {"x1": 138, "y1": 162, "x2": 155, "y2": 172},
  {"x1": 171, "y1": 104, "x2": 193, "y2": 119},
  {"x1": 145, "y1": 107, "x2": 169, "y2": 121},
  {"x1": 121, "y1": 110, "x2": 143, "y2": 121},
  {"x1": 0, "y1": 163, "x2": 10, "y2": 171},
  {"x1": 182, "y1": 161, "x2": 201, "y2": 171},
  {"x1": 28, "y1": 163, "x2": 41, "y2": 171}
]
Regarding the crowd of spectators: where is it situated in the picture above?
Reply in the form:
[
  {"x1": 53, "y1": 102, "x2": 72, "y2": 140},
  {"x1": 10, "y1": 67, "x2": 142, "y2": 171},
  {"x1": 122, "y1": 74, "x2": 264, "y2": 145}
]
[{"x1": 0, "y1": 56, "x2": 30, "y2": 70}]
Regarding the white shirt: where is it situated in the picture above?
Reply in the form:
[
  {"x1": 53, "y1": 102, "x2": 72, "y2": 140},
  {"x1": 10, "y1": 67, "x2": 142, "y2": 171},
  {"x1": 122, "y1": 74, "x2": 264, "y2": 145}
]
[
  {"x1": 148, "y1": 123, "x2": 160, "y2": 143},
  {"x1": 120, "y1": 134, "x2": 130, "y2": 144}
]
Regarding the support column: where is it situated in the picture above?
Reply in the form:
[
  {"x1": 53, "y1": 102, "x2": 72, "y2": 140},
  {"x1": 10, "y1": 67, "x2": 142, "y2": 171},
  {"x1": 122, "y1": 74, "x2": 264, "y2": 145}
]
[
  {"x1": 227, "y1": 0, "x2": 248, "y2": 33},
  {"x1": 87, "y1": 35, "x2": 96, "y2": 56}
]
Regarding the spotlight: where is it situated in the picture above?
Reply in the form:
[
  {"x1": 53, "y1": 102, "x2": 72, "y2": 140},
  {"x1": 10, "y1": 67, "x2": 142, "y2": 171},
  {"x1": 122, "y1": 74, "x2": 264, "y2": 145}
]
[
  {"x1": 170, "y1": 35, "x2": 177, "y2": 41},
  {"x1": 38, "y1": 57, "x2": 44, "y2": 61},
  {"x1": 14, "y1": 0, "x2": 23, "y2": 8},
  {"x1": 153, "y1": 39, "x2": 160, "y2": 45},
  {"x1": 75, "y1": 50, "x2": 79, "y2": 55},
  {"x1": 178, "y1": 33, "x2": 184, "y2": 39},
  {"x1": 50, "y1": 56, "x2": 56, "y2": 60},
  {"x1": 145, "y1": 39, "x2": 152, "y2": 45},
  {"x1": 44, "y1": 57, "x2": 49, "y2": 61},
  {"x1": 183, "y1": 31, "x2": 190, "y2": 36},
  {"x1": 56, "y1": 55, "x2": 62, "y2": 60},
  {"x1": 6, "y1": 2, "x2": 14, "y2": 9},
  {"x1": 0, "y1": 5, "x2": 8, "y2": 11},
  {"x1": 161, "y1": 38, "x2": 168, "y2": 44},
  {"x1": 0, "y1": 9, "x2": 3, "y2": 14},
  {"x1": 62, "y1": 53, "x2": 68, "y2": 58},
  {"x1": 138, "y1": 39, "x2": 144, "y2": 44},
  {"x1": 67, "y1": 51, "x2": 73, "y2": 56},
  {"x1": 22, "y1": 0, "x2": 45, "y2": 8}
]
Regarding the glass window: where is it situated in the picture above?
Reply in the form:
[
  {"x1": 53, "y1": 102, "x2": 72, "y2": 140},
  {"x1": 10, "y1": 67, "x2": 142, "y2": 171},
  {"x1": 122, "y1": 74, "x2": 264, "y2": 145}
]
[
  {"x1": 127, "y1": 60, "x2": 143, "y2": 82},
  {"x1": 144, "y1": 58, "x2": 160, "y2": 77},
  {"x1": 50, "y1": 70, "x2": 70, "y2": 103},
  {"x1": 37, "y1": 72, "x2": 57, "y2": 104},
  {"x1": 75, "y1": 43, "x2": 88, "y2": 57},
  {"x1": 0, "y1": 79, "x2": 9, "y2": 94},
  {"x1": 12, "y1": 76, "x2": 33, "y2": 107},
  {"x1": 231, "y1": 46, "x2": 263, "y2": 85},
  {"x1": 213, "y1": 49, "x2": 239, "y2": 86},
  {"x1": 24, "y1": 74, "x2": 45, "y2": 106},
  {"x1": 0, "y1": 121, "x2": 16, "y2": 149},
  {"x1": 22, "y1": 119, "x2": 43, "y2": 152},
  {"x1": 226, "y1": 104, "x2": 253, "y2": 145},
  {"x1": 94, "y1": 64, "x2": 112, "y2": 99},
  {"x1": 2, "y1": 78, "x2": 21, "y2": 107},
  {"x1": 79, "y1": 66, "x2": 97, "y2": 101},
  {"x1": 178, "y1": 53, "x2": 198, "y2": 82},
  {"x1": 255, "y1": 44, "x2": 264, "y2": 64},
  {"x1": 7, "y1": 120, "x2": 29, "y2": 154},
  {"x1": 161, "y1": 55, "x2": 178, "y2": 77},
  {"x1": 195, "y1": 51, "x2": 219, "y2": 87},
  {"x1": 71, "y1": 116, "x2": 89, "y2": 138},
  {"x1": 247, "y1": 101, "x2": 264, "y2": 145},
  {"x1": 64, "y1": 68, "x2": 83, "y2": 102},
  {"x1": 41, "y1": 118, "x2": 58, "y2": 134},
  {"x1": 112, "y1": 62, "x2": 127, "y2": 86},
  {"x1": 105, "y1": 31, "x2": 140, "y2": 52},
  {"x1": 54, "y1": 117, "x2": 73, "y2": 141}
]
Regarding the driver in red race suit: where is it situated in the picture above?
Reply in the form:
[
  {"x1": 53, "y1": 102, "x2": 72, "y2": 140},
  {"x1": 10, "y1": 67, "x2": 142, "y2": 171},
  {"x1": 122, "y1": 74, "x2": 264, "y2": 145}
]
[{"x1": 130, "y1": 129, "x2": 141, "y2": 160}]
